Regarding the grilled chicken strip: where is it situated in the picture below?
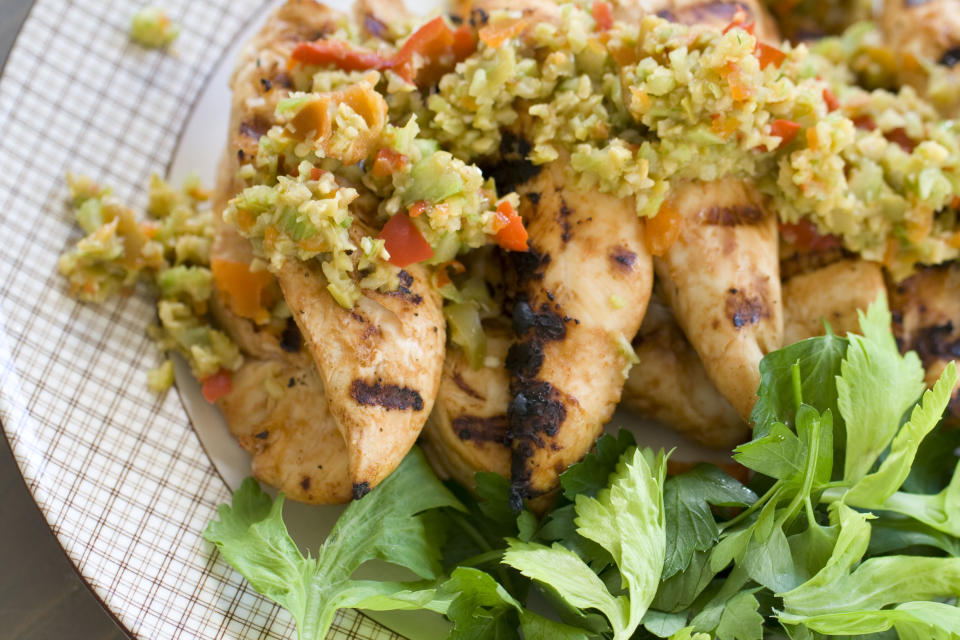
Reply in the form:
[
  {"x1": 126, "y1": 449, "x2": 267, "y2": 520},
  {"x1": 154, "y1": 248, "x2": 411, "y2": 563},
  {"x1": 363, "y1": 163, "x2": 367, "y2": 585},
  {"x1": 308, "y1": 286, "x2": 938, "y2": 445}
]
[
  {"x1": 881, "y1": 0, "x2": 960, "y2": 67},
  {"x1": 645, "y1": 0, "x2": 779, "y2": 42},
  {"x1": 782, "y1": 258, "x2": 886, "y2": 345},
  {"x1": 277, "y1": 258, "x2": 445, "y2": 497},
  {"x1": 506, "y1": 159, "x2": 654, "y2": 506},
  {"x1": 890, "y1": 263, "x2": 960, "y2": 420},
  {"x1": 421, "y1": 322, "x2": 513, "y2": 489},
  {"x1": 218, "y1": 355, "x2": 352, "y2": 503},
  {"x1": 654, "y1": 178, "x2": 783, "y2": 420},
  {"x1": 622, "y1": 292, "x2": 745, "y2": 448}
]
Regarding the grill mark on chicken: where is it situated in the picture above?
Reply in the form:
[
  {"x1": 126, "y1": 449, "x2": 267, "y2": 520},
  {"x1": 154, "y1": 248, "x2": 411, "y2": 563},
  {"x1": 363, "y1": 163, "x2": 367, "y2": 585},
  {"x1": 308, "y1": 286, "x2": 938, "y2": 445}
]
[
  {"x1": 559, "y1": 199, "x2": 573, "y2": 243},
  {"x1": 300, "y1": 476, "x2": 311, "y2": 491},
  {"x1": 384, "y1": 269, "x2": 423, "y2": 305},
  {"x1": 507, "y1": 380, "x2": 568, "y2": 509},
  {"x1": 940, "y1": 46, "x2": 960, "y2": 66},
  {"x1": 609, "y1": 246, "x2": 637, "y2": 271},
  {"x1": 702, "y1": 204, "x2": 765, "y2": 226},
  {"x1": 280, "y1": 317, "x2": 302, "y2": 352},
  {"x1": 505, "y1": 340, "x2": 544, "y2": 379},
  {"x1": 350, "y1": 379, "x2": 425, "y2": 410},
  {"x1": 452, "y1": 415, "x2": 510, "y2": 444},
  {"x1": 908, "y1": 322, "x2": 960, "y2": 366},
  {"x1": 352, "y1": 482, "x2": 371, "y2": 499},
  {"x1": 235, "y1": 116, "x2": 271, "y2": 159},
  {"x1": 512, "y1": 298, "x2": 567, "y2": 341},
  {"x1": 726, "y1": 286, "x2": 770, "y2": 328},
  {"x1": 452, "y1": 371, "x2": 484, "y2": 400}
]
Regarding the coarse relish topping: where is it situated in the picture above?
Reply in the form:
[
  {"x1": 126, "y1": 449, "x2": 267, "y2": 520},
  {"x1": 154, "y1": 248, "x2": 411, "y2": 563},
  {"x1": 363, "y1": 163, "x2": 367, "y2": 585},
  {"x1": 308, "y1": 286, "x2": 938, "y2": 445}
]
[{"x1": 223, "y1": 1, "x2": 960, "y2": 298}]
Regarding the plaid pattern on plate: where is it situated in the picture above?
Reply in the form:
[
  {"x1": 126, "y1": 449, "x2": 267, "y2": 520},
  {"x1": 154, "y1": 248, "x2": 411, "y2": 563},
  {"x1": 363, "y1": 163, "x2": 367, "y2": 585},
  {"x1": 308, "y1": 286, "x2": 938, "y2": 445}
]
[{"x1": 0, "y1": 1, "x2": 403, "y2": 638}]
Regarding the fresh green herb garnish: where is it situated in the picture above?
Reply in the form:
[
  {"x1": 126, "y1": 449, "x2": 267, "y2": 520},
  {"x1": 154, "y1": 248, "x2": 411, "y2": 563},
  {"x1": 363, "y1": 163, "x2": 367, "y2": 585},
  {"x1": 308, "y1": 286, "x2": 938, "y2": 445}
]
[{"x1": 205, "y1": 295, "x2": 960, "y2": 639}]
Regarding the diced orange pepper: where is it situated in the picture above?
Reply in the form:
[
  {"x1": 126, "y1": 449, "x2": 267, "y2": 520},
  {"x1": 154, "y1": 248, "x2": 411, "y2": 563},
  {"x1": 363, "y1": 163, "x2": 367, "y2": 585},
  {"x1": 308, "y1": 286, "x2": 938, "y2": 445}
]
[
  {"x1": 408, "y1": 200, "x2": 430, "y2": 218},
  {"x1": 371, "y1": 148, "x2": 409, "y2": 178},
  {"x1": 823, "y1": 88, "x2": 840, "y2": 112},
  {"x1": 211, "y1": 258, "x2": 275, "y2": 321},
  {"x1": 725, "y1": 63, "x2": 753, "y2": 101},
  {"x1": 723, "y1": 9, "x2": 755, "y2": 36},
  {"x1": 645, "y1": 201, "x2": 683, "y2": 256},
  {"x1": 757, "y1": 43, "x2": 786, "y2": 69},
  {"x1": 806, "y1": 127, "x2": 818, "y2": 150},
  {"x1": 479, "y1": 18, "x2": 528, "y2": 49},
  {"x1": 769, "y1": 119, "x2": 801, "y2": 147},
  {"x1": 592, "y1": 1, "x2": 613, "y2": 31},
  {"x1": 378, "y1": 212, "x2": 434, "y2": 266},
  {"x1": 492, "y1": 201, "x2": 528, "y2": 251}
]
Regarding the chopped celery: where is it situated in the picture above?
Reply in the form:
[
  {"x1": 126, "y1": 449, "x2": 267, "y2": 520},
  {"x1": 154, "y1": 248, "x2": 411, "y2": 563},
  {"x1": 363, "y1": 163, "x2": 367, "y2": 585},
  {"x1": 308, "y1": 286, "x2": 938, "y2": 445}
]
[{"x1": 445, "y1": 302, "x2": 486, "y2": 369}]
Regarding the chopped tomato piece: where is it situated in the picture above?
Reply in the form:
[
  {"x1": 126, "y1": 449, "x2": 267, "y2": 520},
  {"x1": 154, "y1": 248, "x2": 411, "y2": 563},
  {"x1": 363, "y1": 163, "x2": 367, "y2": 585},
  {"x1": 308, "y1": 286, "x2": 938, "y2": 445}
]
[
  {"x1": 371, "y1": 148, "x2": 409, "y2": 178},
  {"x1": 378, "y1": 212, "x2": 434, "y2": 267},
  {"x1": 645, "y1": 201, "x2": 683, "y2": 256},
  {"x1": 408, "y1": 200, "x2": 430, "y2": 218},
  {"x1": 769, "y1": 119, "x2": 801, "y2": 147},
  {"x1": 592, "y1": 1, "x2": 614, "y2": 31},
  {"x1": 479, "y1": 18, "x2": 527, "y2": 49},
  {"x1": 757, "y1": 43, "x2": 786, "y2": 69},
  {"x1": 288, "y1": 40, "x2": 390, "y2": 71},
  {"x1": 823, "y1": 88, "x2": 840, "y2": 112},
  {"x1": 211, "y1": 258, "x2": 275, "y2": 321},
  {"x1": 393, "y1": 17, "x2": 476, "y2": 86},
  {"x1": 492, "y1": 201, "x2": 529, "y2": 251},
  {"x1": 779, "y1": 219, "x2": 842, "y2": 252},
  {"x1": 201, "y1": 370, "x2": 233, "y2": 403}
]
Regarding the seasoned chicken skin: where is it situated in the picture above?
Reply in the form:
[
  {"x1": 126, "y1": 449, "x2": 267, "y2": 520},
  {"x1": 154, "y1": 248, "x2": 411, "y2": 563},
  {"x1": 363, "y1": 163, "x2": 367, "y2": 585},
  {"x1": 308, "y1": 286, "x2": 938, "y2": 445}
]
[
  {"x1": 881, "y1": 0, "x2": 960, "y2": 66},
  {"x1": 506, "y1": 159, "x2": 654, "y2": 505},
  {"x1": 890, "y1": 263, "x2": 960, "y2": 419},
  {"x1": 421, "y1": 322, "x2": 513, "y2": 489},
  {"x1": 218, "y1": 355, "x2": 352, "y2": 503},
  {"x1": 644, "y1": 0, "x2": 779, "y2": 44},
  {"x1": 622, "y1": 292, "x2": 745, "y2": 448},
  {"x1": 654, "y1": 178, "x2": 783, "y2": 420}
]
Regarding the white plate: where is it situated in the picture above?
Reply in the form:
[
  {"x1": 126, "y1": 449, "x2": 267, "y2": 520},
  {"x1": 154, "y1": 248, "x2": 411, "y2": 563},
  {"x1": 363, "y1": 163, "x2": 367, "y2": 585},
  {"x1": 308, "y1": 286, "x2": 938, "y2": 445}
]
[{"x1": 0, "y1": 1, "x2": 726, "y2": 638}]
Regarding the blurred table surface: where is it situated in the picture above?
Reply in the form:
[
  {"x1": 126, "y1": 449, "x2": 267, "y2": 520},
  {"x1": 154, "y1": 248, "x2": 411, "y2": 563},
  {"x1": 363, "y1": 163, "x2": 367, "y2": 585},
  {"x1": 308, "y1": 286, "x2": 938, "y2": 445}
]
[{"x1": 1, "y1": 2, "x2": 130, "y2": 638}]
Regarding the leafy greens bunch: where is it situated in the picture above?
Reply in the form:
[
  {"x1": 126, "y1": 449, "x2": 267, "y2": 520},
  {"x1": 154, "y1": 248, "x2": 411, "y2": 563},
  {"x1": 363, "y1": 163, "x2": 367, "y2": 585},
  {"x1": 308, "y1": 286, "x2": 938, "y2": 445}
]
[{"x1": 205, "y1": 296, "x2": 960, "y2": 640}]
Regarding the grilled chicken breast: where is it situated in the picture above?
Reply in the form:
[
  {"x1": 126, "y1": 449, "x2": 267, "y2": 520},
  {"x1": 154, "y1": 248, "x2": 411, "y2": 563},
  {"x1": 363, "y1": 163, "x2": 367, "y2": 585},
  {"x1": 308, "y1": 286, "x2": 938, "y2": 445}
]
[
  {"x1": 654, "y1": 178, "x2": 783, "y2": 420},
  {"x1": 782, "y1": 258, "x2": 886, "y2": 344},
  {"x1": 890, "y1": 263, "x2": 960, "y2": 419},
  {"x1": 506, "y1": 159, "x2": 653, "y2": 506},
  {"x1": 218, "y1": 355, "x2": 352, "y2": 503},
  {"x1": 881, "y1": 0, "x2": 960, "y2": 66},
  {"x1": 645, "y1": 0, "x2": 779, "y2": 43},
  {"x1": 622, "y1": 292, "x2": 746, "y2": 448},
  {"x1": 421, "y1": 322, "x2": 513, "y2": 489}
]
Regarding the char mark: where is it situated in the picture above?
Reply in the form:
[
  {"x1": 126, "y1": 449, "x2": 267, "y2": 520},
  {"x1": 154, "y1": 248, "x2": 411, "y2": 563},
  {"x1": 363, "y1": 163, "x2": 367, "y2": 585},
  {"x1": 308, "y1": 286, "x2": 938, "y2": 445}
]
[
  {"x1": 300, "y1": 476, "x2": 311, "y2": 491},
  {"x1": 238, "y1": 117, "x2": 270, "y2": 141},
  {"x1": 909, "y1": 321, "x2": 960, "y2": 367},
  {"x1": 280, "y1": 317, "x2": 302, "y2": 353},
  {"x1": 255, "y1": 430, "x2": 269, "y2": 439},
  {"x1": 512, "y1": 298, "x2": 567, "y2": 341},
  {"x1": 506, "y1": 340, "x2": 545, "y2": 379},
  {"x1": 508, "y1": 380, "x2": 567, "y2": 444},
  {"x1": 526, "y1": 192, "x2": 541, "y2": 205},
  {"x1": 609, "y1": 246, "x2": 637, "y2": 271},
  {"x1": 363, "y1": 13, "x2": 388, "y2": 38},
  {"x1": 452, "y1": 415, "x2": 510, "y2": 444},
  {"x1": 452, "y1": 371, "x2": 484, "y2": 400},
  {"x1": 385, "y1": 269, "x2": 423, "y2": 304},
  {"x1": 940, "y1": 46, "x2": 960, "y2": 68},
  {"x1": 510, "y1": 246, "x2": 550, "y2": 284},
  {"x1": 726, "y1": 287, "x2": 769, "y2": 328},
  {"x1": 351, "y1": 379, "x2": 425, "y2": 411},
  {"x1": 479, "y1": 133, "x2": 541, "y2": 194},
  {"x1": 352, "y1": 482, "x2": 371, "y2": 500},
  {"x1": 703, "y1": 204, "x2": 765, "y2": 226}
]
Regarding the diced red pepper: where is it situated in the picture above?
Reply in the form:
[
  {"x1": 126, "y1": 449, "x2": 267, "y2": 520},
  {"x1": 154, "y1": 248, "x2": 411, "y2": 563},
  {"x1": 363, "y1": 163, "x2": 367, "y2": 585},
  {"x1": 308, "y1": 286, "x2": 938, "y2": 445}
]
[
  {"x1": 393, "y1": 17, "x2": 476, "y2": 86},
  {"x1": 478, "y1": 19, "x2": 527, "y2": 48},
  {"x1": 201, "y1": 370, "x2": 233, "y2": 403},
  {"x1": 288, "y1": 40, "x2": 390, "y2": 71},
  {"x1": 757, "y1": 43, "x2": 786, "y2": 69},
  {"x1": 886, "y1": 128, "x2": 917, "y2": 153},
  {"x1": 371, "y1": 148, "x2": 408, "y2": 178},
  {"x1": 592, "y1": 1, "x2": 614, "y2": 31},
  {"x1": 378, "y1": 212, "x2": 434, "y2": 267},
  {"x1": 852, "y1": 115, "x2": 876, "y2": 131},
  {"x1": 492, "y1": 201, "x2": 528, "y2": 252},
  {"x1": 769, "y1": 119, "x2": 801, "y2": 147},
  {"x1": 310, "y1": 167, "x2": 327, "y2": 180},
  {"x1": 823, "y1": 88, "x2": 840, "y2": 112},
  {"x1": 779, "y1": 218, "x2": 842, "y2": 252}
]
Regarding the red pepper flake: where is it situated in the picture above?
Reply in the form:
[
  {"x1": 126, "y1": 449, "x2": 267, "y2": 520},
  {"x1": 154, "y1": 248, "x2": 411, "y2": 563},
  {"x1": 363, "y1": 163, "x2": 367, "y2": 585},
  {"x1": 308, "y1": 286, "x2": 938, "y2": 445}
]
[
  {"x1": 852, "y1": 115, "x2": 876, "y2": 131},
  {"x1": 492, "y1": 201, "x2": 528, "y2": 251},
  {"x1": 886, "y1": 128, "x2": 917, "y2": 153},
  {"x1": 769, "y1": 119, "x2": 801, "y2": 147},
  {"x1": 378, "y1": 212, "x2": 434, "y2": 267},
  {"x1": 823, "y1": 88, "x2": 840, "y2": 112},
  {"x1": 371, "y1": 148, "x2": 409, "y2": 178}
]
